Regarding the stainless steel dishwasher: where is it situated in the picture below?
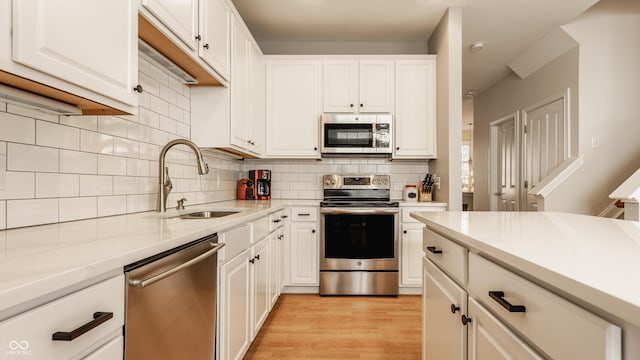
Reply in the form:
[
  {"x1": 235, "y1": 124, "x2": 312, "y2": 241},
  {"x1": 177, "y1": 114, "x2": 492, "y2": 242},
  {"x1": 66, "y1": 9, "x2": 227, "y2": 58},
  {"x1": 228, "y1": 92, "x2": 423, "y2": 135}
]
[{"x1": 124, "y1": 234, "x2": 224, "y2": 360}]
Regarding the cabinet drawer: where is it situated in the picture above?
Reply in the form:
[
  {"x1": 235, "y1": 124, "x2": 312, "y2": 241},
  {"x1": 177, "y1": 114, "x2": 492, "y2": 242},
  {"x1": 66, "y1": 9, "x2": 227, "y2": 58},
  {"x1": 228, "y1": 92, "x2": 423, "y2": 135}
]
[
  {"x1": 468, "y1": 253, "x2": 621, "y2": 360},
  {"x1": 0, "y1": 275, "x2": 124, "y2": 360},
  {"x1": 423, "y1": 228, "x2": 468, "y2": 285},
  {"x1": 219, "y1": 224, "x2": 251, "y2": 263},
  {"x1": 253, "y1": 216, "x2": 270, "y2": 242},
  {"x1": 83, "y1": 336, "x2": 123, "y2": 360},
  {"x1": 290, "y1": 207, "x2": 317, "y2": 222},
  {"x1": 269, "y1": 210, "x2": 286, "y2": 231}
]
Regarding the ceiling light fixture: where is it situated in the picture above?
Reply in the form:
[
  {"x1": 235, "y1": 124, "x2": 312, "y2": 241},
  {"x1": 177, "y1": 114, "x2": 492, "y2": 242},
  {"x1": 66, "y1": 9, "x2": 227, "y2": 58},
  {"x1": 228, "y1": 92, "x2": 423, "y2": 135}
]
[{"x1": 470, "y1": 42, "x2": 486, "y2": 52}]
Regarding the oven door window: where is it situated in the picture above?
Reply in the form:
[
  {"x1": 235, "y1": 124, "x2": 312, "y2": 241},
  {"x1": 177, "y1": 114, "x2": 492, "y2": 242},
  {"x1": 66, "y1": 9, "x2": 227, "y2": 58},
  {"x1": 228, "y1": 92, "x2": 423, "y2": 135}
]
[
  {"x1": 324, "y1": 124, "x2": 373, "y2": 148},
  {"x1": 324, "y1": 214, "x2": 394, "y2": 259}
]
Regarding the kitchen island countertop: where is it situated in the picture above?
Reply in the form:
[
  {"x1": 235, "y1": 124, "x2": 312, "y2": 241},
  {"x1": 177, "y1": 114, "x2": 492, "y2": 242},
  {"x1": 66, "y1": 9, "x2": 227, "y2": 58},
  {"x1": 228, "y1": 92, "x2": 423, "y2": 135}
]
[{"x1": 410, "y1": 211, "x2": 640, "y2": 329}]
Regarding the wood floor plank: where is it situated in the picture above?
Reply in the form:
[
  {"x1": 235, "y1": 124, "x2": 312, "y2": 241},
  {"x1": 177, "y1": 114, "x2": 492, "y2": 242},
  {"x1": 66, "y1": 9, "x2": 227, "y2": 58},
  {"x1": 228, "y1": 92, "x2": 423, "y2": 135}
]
[{"x1": 244, "y1": 294, "x2": 422, "y2": 359}]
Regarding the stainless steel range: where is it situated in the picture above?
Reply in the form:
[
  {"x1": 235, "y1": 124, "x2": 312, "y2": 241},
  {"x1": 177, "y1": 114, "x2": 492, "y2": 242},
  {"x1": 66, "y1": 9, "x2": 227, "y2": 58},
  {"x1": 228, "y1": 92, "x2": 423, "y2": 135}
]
[{"x1": 320, "y1": 174, "x2": 399, "y2": 296}]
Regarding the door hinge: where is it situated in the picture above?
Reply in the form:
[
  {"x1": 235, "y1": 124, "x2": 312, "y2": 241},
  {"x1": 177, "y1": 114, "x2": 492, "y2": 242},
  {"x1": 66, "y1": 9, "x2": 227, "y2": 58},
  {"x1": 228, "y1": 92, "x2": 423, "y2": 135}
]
[
  {"x1": 523, "y1": 125, "x2": 528, "y2": 134},
  {"x1": 524, "y1": 180, "x2": 529, "y2": 189}
]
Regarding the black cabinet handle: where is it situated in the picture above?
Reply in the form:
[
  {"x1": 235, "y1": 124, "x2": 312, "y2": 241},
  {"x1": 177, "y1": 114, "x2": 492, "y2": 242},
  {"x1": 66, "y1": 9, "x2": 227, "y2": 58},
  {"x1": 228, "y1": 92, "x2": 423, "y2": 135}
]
[
  {"x1": 249, "y1": 258, "x2": 255, "y2": 264},
  {"x1": 427, "y1": 246, "x2": 443, "y2": 254},
  {"x1": 489, "y1": 291, "x2": 526, "y2": 312},
  {"x1": 203, "y1": 43, "x2": 209, "y2": 49},
  {"x1": 311, "y1": 229, "x2": 316, "y2": 233},
  {"x1": 396, "y1": 147, "x2": 400, "y2": 151},
  {"x1": 273, "y1": 219, "x2": 282, "y2": 223},
  {"x1": 314, "y1": 147, "x2": 318, "y2": 151},
  {"x1": 298, "y1": 213, "x2": 310, "y2": 216},
  {"x1": 52, "y1": 312, "x2": 113, "y2": 341},
  {"x1": 461, "y1": 314, "x2": 472, "y2": 326},
  {"x1": 281, "y1": 215, "x2": 289, "y2": 219},
  {"x1": 350, "y1": 104, "x2": 354, "y2": 108},
  {"x1": 255, "y1": 254, "x2": 260, "y2": 261},
  {"x1": 450, "y1": 304, "x2": 460, "y2": 314},
  {"x1": 403, "y1": 230, "x2": 407, "y2": 234},
  {"x1": 133, "y1": 84, "x2": 143, "y2": 93},
  {"x1": 195, "y1": 35, "x2": 201, "y2": 41},
  {"x1": 360, "y1": 103, "x2": 363, "y2": 107}
]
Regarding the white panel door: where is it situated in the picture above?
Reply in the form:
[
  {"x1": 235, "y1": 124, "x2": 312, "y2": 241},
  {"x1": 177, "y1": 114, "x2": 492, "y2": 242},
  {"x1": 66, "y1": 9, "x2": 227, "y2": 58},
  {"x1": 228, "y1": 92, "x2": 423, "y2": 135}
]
[
  {"x1": 494, "y1": 116, "x2": 519, "y2": 211},
  {"x1": 324, "y1": 60, "x2": 357, "y2": 113},
  {"x1": 199, "y1": 0, "x2": 230, "y2": 80},
  {"x1": 359, "y1": 60, "x2": 394, "y2": 113},
  {"x1": 523, "y1": 97, "x2": 567, "y2": 209},
  {"x1": 467, "y1": 297, "x2": 543, "y2": 360},
  {"x1": 289, "y1": 222, "x2": 318, "y2": 285},
  {"x1": 12, "y1": 0, "x2": 137, "y2": 106},
  {"x1": 141, "y1": 0, "x2": 198, "y2": 50},
  {"x1": 219, "y1": 250, "x2": 251, "y2": 360},
  {"x1": 423, "y1": 257, "x2": 467, "y2": 360},
  {"x1": 401, "y1": 223, "x2": 424, "y2": 287},
  {"x1": 265, "y1": 60, "x2": 321, "y2": 158},
  {"x1": 247, "y1": 41, "x2": 263, "y2": 154},
  {"x1": 394, "y1": 60, "x2": 436, "y2": 158}
]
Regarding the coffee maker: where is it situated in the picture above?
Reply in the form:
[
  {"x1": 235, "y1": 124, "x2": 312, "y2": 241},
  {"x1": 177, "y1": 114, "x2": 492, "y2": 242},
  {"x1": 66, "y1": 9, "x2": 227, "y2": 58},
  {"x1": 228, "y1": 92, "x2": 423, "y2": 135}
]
[{"x1": 249, "y1": 170, "x2": 271, "y2": 200}]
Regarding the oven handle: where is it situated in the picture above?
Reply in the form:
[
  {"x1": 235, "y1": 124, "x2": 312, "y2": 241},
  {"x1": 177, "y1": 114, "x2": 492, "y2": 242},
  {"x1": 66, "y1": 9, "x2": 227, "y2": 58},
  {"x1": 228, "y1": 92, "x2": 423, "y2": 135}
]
[{"x1": 320, "y1": 208, "x2": 399, "y2": 215}]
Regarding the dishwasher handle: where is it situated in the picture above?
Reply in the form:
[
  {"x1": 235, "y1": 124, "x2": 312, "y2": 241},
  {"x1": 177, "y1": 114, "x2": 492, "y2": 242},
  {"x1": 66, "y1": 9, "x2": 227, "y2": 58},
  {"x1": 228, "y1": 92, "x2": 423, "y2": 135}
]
[{"x1": 128, "y1": 242, "x2": 225, "y2": 288}]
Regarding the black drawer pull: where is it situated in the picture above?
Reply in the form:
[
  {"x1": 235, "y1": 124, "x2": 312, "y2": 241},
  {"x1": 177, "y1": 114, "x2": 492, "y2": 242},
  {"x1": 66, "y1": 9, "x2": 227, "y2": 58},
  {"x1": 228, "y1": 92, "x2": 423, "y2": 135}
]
[
  {"x1": 52, "y1": 312, "x2": 113, "y2": 341},
  {"x1": 426, "y1": 246, "x2": 442, "y2": 254},
  {"x1": 273, "y1": 219, "x2": 282, "y2": 223},
  {"x1": 489, "y1": 291, "x2": 526, "y2": 312},
  {"x1": 461, "y1": 314, "x2": 472, "y2": 326},
  {"x1": 298, "y1": 213, "x2": 310, "y2": 216},
  {"x1": 450, "y1": 304, "x2": 460, "y2": 314},
  {"x1": 281, "y1": 215, "x2": 289, "y2": 219}
]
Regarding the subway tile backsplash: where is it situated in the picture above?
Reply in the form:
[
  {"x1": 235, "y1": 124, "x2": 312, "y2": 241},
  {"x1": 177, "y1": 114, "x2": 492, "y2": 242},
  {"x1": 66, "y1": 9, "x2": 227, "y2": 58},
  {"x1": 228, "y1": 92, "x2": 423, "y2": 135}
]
[
  {"x1": 0, "y1": 56, "x2": 432, "y2": 230},
  {"x1": 0, "y1": 56, "x2": 240, "y2": 230}
]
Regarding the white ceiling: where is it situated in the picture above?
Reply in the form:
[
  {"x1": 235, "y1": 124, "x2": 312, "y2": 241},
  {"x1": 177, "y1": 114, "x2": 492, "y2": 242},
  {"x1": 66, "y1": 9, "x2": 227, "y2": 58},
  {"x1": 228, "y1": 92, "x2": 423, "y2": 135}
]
[{"x1": 231, "y1": 0, "x2": 599, "y2": 97}]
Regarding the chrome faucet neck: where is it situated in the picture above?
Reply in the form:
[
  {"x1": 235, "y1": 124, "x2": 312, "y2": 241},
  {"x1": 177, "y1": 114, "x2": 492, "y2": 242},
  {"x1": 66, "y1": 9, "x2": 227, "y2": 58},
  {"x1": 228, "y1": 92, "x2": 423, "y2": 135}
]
[{"x1": 157, "y1": 139, "x2": 209, "y2": 212}]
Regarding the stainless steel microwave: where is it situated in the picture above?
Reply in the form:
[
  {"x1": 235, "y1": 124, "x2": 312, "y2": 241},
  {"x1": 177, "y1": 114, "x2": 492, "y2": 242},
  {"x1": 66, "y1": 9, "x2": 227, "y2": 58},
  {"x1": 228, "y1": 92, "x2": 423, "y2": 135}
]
[{"x1": 321, "y1": 113, "x2": 393, "y2": 154}]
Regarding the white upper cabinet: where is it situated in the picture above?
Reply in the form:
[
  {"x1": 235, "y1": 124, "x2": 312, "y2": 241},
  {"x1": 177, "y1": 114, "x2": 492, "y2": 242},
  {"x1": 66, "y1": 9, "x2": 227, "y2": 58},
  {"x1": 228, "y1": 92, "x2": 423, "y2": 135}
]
[
  {"x1": 247, "y1": 40, "x2": 263, "y2": 154},
  {"x1": 323, "y1": 59, "x2": 393, "y2": 113},
  {"x1": 265, "y1": 59, "x2": 321, "y2": 158},
  {"x1": 230, "y1": 16, "x2": 249, "y2": 150},
  {"x1": 2, "y1": 0, "x2": 138, "y2": 114},
  {"x1": 199, "y1": 0, "x2": 231, "y2": 80},
  {"x1": 394, "y1": 58, "x2": 437, "y2": 159},
  {"x1": 141, "y1": 0, "x2": 199, "y2": 50}
]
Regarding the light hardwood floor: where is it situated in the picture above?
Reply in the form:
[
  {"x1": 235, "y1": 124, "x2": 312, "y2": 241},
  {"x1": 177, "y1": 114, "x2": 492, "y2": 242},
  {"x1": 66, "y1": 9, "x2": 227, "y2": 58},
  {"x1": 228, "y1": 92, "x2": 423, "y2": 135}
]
[{"x1": 244, "y1": 294, "x2": 422, "y2": 359}]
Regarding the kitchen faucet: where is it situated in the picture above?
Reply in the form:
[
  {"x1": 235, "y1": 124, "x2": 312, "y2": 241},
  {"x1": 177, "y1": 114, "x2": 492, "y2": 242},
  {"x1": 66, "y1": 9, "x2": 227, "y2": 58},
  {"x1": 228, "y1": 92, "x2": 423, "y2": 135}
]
[{"x1": 157, "y1": 139, "x2": 209, "y2": 212}]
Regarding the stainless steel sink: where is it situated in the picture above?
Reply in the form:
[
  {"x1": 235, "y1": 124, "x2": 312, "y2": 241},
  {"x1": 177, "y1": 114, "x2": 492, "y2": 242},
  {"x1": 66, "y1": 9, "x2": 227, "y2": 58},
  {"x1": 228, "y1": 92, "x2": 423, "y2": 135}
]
[{"x1": 177, "y1": 211, "x2": 239, "y2": 219}]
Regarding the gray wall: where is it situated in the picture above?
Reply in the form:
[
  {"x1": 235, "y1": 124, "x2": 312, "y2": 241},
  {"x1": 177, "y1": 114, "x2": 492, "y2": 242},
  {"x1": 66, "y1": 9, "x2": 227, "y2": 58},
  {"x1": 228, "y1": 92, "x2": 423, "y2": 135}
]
[
  {"x1": 473, "y1": 0, "x2": 640, "y2": 215},
  {"x1": 428, "y1": 7, "x2": 463, "y2": 210}
]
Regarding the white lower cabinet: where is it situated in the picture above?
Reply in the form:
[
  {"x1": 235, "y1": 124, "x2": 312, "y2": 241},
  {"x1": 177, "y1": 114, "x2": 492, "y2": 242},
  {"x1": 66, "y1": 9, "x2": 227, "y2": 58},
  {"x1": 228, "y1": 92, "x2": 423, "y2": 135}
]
[
  {"x1": 422, "y1": 228, "x2": 622, "y2": 360},
  {"x1": 219, "y1": 248, "x2": 251, "y2": 360},
  {"x1": 250, "y1": 237, "x2": 270, "y2": 340},
  {"x1": 401, "y1": 206, "x2": 446, "y2": 289},
  {"x1": 287, "y1": 207, "x2": 319, "y2": 286},
  {"x1": 0, "y1": 275, "x2": 124, "y2": 360},
  {"x1": 423, "y1": 256, "x2": 467, "y2": 360},
  {"x1": 467, "y1": 297, "x2": 542, "y2": 360}
]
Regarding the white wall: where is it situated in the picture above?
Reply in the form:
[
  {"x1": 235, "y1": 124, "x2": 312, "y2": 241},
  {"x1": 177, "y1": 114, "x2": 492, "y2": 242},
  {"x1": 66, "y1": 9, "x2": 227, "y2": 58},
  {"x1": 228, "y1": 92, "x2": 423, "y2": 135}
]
[
  {"x1": 0, "y1": 56, "x2": 241, "y2": 230},
  {"x1": 428, "y1": 7, "x2": 463, "y2": 210}
]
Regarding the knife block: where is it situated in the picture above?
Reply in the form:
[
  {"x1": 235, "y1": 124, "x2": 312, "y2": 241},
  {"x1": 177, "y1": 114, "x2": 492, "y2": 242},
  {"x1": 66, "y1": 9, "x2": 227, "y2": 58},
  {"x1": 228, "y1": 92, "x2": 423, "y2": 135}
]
[{"x1": 418, "y1": 187, "x2": 433, "y2": 202}]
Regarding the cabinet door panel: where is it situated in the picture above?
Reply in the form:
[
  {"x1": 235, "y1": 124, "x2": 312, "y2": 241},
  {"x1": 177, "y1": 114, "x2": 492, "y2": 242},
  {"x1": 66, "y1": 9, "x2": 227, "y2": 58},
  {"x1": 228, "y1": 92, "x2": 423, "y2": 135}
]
[
  {"x1": 289, "y1": 222, "x2": 318, "y2": 285},
  {"x1": 265, "y1": 60, "x2": 321, "y2": 157},
  {"x1": 199, "y1": 0, "x2": 230, "y2": 80},
  {"x1": 251, "y1": 238, "x2": 270, "y2": 339},
  {"x1": 467, "y1": 297, "x2": 543, "y2": 360},
  {"x1": 323, "y1": 60, "x2": 357, "y2": 113},
  {"x1": 230, "y1": 18, "x2": 249, "y2": 148},
  {"x1": 247, "y1": 41, "x2": 263, "y2": 154},
  {"x1": 423, "y1": 257, "x2": 467, "y2": 360},
  {"x1": 12, "y1": 0, "x2": 137, "y2": 106},
  {"x1": 359, "y1": 60, "x2": 393, "y2": 113},
  {"x1": 401, "y1": 223, "x2": 424, "y2": 287},
  {"x1": 394, "y1": 60, "x2": 436, "y2": 158},
  {"x1": 219, "y1": 251, "x2": 251, "y2": 360},
  {"x1": 141, "y1": 0, "x2": 198, "y2": 50}
]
